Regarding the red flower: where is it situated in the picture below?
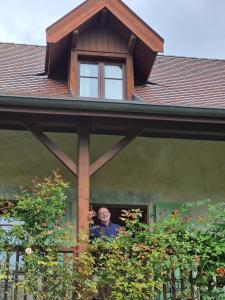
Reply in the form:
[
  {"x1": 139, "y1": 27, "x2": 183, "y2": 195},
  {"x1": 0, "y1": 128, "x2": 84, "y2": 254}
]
[{"x1": 216, "y1": 267, "x2": 225, "y2": 277}]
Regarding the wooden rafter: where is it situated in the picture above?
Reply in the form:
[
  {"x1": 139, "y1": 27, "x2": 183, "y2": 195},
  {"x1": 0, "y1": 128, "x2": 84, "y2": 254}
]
[
  {"x1": 24, "y1": 123, "x2": 78, "y2": 176},
  {"x1": 89, "y1": 128, "x2": 142, "y2": 176}
]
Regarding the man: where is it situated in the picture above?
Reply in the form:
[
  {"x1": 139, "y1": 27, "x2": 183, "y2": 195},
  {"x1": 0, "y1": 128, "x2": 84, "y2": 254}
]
[{"x1": 90, "y1": 207, "x2": 121, "y2": 239}]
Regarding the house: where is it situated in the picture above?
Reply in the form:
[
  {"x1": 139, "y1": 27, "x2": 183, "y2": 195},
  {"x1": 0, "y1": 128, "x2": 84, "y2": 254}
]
[{"x1": 0, "y1": 0, "x2": 225, "y2": 234}]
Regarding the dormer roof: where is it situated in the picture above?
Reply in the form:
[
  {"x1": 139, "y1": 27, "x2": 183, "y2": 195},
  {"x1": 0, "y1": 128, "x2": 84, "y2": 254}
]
[
  {"x1": 45, "y1": 0, "x2": 164, "y2": 84},
  {"x1": 46, "y1": 0, "x2": 164, "y2": 51}
]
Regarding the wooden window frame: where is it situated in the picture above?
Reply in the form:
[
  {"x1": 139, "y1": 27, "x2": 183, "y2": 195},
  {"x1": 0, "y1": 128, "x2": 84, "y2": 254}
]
[{"x1": 78, "y1": 60, "x2": 126, "y2": 100}]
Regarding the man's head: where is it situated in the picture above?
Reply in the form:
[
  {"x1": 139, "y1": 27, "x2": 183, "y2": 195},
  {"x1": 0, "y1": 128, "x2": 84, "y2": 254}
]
[{"x1": 98, "y1": 207, "x2": 111, "y2": 226}]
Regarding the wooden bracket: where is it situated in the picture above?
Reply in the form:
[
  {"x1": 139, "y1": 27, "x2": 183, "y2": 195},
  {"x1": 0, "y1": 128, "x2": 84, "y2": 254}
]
[
  {"x1": 89, "y1": 128, "x2": 143, "y2": 176},
  {"x1": 72, "y1": 29, "x2": 79, "y2": 50},
  {"x1": 24, "y1": 123, "x2": 78, "y2": 176},
  {"x1": 128, "y1": 34, "x2": 137, "y2": 54}
]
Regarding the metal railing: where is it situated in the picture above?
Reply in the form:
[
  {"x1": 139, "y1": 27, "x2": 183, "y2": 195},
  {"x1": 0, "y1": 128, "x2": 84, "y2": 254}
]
[
  {"x1": 1, "y1": 250, "x2": 200, "y2": 300},
  {"x1": 0, "y1": 248, "x2": 75, "y2": 300}
]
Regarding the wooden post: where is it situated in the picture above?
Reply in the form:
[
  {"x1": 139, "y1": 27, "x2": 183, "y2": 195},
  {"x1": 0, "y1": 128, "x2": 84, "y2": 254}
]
[
  {"x1": 77, "y1": 126, "x2": 90, "y2": 236},
  {"x1": 126, "y1": 55, "x2": 134, "y2": 100}
]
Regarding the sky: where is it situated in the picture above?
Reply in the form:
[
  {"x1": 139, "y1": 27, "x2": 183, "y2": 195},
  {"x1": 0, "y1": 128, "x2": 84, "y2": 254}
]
[{"x1": 0, "y1": 0, "x2": 225, "y2": 60}]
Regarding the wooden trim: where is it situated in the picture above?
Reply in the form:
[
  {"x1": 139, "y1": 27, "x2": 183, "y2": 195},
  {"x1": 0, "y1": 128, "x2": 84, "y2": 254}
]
[
  {"x1": 89, "y1": 128, "x2": 142, "y2": 176},
  {"x1": 126, "y1": 54, "x2": 134, "y2": 100},
  {"x1": 105, "y1": 0, "x2": 164, "y2": 51},
  {"x1": 47, "y1": 0, "x2": 105, "y2": 43},
  {"x1": 46, "y1": 0, "x2": 164, "y2": 52},
  {"x1": 77, "y1": 127, "x2": 90, "y2": 234},
  {"x1": 78, "y1": 60, "x2": 126, "y2": 99},
  {"x1": 77, "y1": 50, "x2": 129, "y2": 58},
  {"x1": 25, "y1": 123, "x2": 78, "y2": 176},
  {"x1": 69, "y1": 50, "x2": 78, "y2": 96}
]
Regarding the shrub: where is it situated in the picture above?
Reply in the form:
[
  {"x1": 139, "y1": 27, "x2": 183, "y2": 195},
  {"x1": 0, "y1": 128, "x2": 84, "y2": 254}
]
[
  {"x1": 0, "y1": 174, "x2": 225, "y2": 300},
  {"x1": 0, "y1": 172, "x2": 96, "y2": 300},
  {"x1": 90, "y1": 205, "x2": 225, "y2": 300}
]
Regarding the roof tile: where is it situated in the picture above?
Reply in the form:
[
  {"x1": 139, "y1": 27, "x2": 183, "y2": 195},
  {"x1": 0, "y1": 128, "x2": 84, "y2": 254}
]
[{"x1": 0, "y1": 42, "x2": 225, "y2": 109}]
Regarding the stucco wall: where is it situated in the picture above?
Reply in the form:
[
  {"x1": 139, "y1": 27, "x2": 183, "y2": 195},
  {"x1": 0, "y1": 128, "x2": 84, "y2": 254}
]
[{"x1": 1, "y1": 130, "x2": 225, "y2": 204}]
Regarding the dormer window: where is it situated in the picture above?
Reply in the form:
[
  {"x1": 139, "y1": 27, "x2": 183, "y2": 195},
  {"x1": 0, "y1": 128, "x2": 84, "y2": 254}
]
[
  {"x1": 46, "y1": 0, "x2": 163, "y2": 100},
  {"x1": 79, "y1": 61, "x2": 124, "y2": 100}
]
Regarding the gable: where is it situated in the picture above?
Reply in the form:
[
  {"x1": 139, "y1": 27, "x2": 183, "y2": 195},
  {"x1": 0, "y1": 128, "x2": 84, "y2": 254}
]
[
  {"x1": 46, "y1": 0, "x2": 164, "y2": 52},
  {"x1": 45, "y1": 0, "x2": 164, "y2": 86},
  {"x1": 76, "y1": 16, "x2": 129, "y2": 54}
]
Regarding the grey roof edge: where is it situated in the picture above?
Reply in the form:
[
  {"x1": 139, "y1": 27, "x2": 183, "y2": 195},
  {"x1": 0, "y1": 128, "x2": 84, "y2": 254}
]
[{"x1": 0, "y1": 94, "x2": 225, "y2": 119}]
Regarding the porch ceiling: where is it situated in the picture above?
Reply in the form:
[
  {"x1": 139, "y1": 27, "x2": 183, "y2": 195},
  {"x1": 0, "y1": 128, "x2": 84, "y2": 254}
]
[{"x1": 0, "y1": 94, "x2": 225, "y2": 141}]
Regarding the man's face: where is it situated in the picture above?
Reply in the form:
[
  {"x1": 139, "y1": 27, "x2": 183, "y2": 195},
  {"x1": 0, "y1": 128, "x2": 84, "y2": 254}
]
[{"x1": 98, "y1": 208, "x2": 111, "y2": 224}]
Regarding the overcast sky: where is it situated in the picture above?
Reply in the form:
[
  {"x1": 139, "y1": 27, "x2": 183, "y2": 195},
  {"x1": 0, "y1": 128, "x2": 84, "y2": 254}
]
[{"x1": 0, "y1": 0, "x2": 225, "y2": 60}]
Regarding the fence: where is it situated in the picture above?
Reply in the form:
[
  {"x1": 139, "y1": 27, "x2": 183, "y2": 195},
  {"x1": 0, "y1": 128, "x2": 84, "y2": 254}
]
[
  {"x1": 0, "y1": 248, "x2": 75, "y2": 300},
  {"x1": 1, "y1": 249, "x2": 202, "y2": 300},
  {"x1": 156, "y1": 270, "x2": 200, "y2": 300}
]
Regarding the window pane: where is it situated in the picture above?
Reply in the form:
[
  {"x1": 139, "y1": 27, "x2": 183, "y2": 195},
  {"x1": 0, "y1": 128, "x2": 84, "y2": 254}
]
[
  {"x1": 105, "y1": 65, "x2": 122, "y2": 79},
  {"x1": 80, "y1": 63, "x2": 98, "y2": 77},
  {"x1": 105, "y1": 79, "x2": 123, "y2": 100},
  {"x1": 80, "y1": 77, "x2": 98, "y2": 98}
]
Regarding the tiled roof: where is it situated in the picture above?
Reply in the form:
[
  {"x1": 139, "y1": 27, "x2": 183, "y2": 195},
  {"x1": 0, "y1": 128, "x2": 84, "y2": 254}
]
[
  {"x1": 0, "y1": 42, "x2": 225, "y2": 109},
  {"x1": 135, "y1": 55, "x2": 225, "y2": 109},
  {"x1": 0, "y1": 43, "x2": 69, "y2": 98}
]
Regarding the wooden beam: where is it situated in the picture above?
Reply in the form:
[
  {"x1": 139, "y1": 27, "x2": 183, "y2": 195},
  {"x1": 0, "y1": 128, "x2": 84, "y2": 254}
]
[
  {"x1": 126, "y1": 54, "x2": 134, "y2": 100},
  {"x1": 90, "y1": 128, "x2": 142, "y2": 177},
  {"x1": 100, "y1": 8, "x2": 108, "y2": 27},
  {"x1": 24, "y1": 123, "x2": 78, "y2": 176},
  {"x1": 77, "y1": 127, "x2": 90, "y2": 234},
  {"x1": 128, "y1": 34, "x2": 137, "y2": 54},
  {"x1": 69, "y1": 50, "x2": 78, "y2": 96}
]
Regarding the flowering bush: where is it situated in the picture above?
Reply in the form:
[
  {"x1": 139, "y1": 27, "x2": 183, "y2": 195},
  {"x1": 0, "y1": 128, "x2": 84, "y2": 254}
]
[
  {"x1": 90, "y1": 204, "x2": 225, "y2": 300},
  {"x1": 0, "y1": 173, "x2": 225, "y2": 300},
  {"x1": 0, "y1": 172, "x2": 96, "y2": 300}
]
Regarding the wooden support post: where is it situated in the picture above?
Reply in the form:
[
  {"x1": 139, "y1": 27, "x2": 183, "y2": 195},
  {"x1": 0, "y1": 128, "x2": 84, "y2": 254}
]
[{"x1": 77, "y1": 127, "x2": 90, "y2": 235}]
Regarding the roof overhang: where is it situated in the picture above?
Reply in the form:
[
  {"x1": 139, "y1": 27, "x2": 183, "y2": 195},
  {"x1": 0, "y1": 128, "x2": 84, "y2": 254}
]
[{"x1": 0, "y1": 94, "x2": 225, "y2": 142}]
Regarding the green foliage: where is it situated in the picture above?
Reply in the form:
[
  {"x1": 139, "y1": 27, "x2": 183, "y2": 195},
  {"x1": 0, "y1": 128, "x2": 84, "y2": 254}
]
[
  {"x1": 0, "y1": 175, "x2": 225, "y2": 300},
  {"x1": 0, "y1": 172, "x2": 96, "y2": 300},
  {"x1": 90, "y1": 205, "x2": 225, "y2": 300}
]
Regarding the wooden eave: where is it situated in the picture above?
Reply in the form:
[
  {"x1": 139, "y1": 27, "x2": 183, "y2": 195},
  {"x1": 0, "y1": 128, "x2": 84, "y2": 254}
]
[
  {"x1": 1, "y1": 95, "x2": 225, "y2": 142},
  {"x1": 46, "y1": 0, "x2": 164, "y2": 52}
]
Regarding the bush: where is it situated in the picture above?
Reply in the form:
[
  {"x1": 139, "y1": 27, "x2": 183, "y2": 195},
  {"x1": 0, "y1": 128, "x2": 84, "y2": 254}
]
[
  {"x1": 90, "y1": 205, "x2": 225, "y2": 300},
  {"x1": 0, "y1": 172, "x2": 96, "y2": 300},
  {"x1": 0, "y1": 174, "x2": 225, "y2": 300}
]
